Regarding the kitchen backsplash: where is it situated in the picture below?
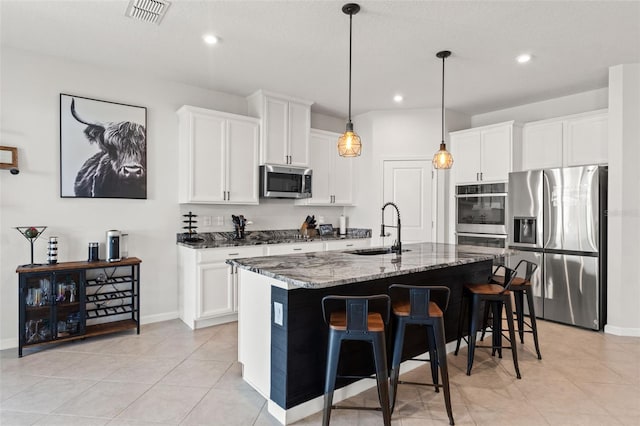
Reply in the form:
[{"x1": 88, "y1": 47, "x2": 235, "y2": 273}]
[{"x1": 179, "y1": 200, "x2": 348, "y2": 232}]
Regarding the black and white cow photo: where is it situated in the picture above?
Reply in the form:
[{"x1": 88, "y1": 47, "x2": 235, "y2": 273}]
[{"x1": 60, "y1": 94, "x2": 147, "y2": 199}]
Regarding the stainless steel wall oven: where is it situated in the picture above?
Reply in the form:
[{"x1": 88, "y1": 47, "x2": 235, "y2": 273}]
[{"x1": 455, "y1": 182, "x2": 508, "y2": 235}]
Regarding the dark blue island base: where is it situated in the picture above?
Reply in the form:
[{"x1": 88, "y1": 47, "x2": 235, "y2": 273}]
[{"x1": 270, "y1": 259, "x2": 492, "y2": 411}]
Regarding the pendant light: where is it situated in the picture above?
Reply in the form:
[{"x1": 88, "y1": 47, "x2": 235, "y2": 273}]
[
  {"x1": 337, "y1": 3, "x2": 362, "y2": 157},
  {"x1": 433, "y1": 50, "x2": 454, "y2": 169}
]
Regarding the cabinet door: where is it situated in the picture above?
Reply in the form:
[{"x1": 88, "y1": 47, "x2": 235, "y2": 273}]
[
  {"x1": 332, "y1": 154, "x2": 353, "y2": 205},
  {"x1": 52, "y1": 271, "x2": 83, "y2": 339},
  {"x1": 305, "y1": 131, "x2": 333, "y2": 205},
  {"x1": 522, "y1": 121, "x2": 563, "y2": 170},
  {"x1": 564, "y1": 113, "x2": 608, "y2": 166},
  {"x1": 480, "y1": 125, "x2": 512, "y2": 182},
  {"x1": 227, "y1": 118, "x2": 259, "y2": 204},
  {"x1": 21, "y1": 273, "x2": 54, "y2": 346},
  {"x1": 263, "y1": 97, "x2": 289, "y2": 165},
  {"x1": 288, "y1": 101, "x2": 310, "y2": 166},
  {"x1": 198, "y1": 263, "x2": 234, "y2": 319},
  {"x1": 451, "y1": 131, "x2": 481, "y2": 184},
  {"x1": 189, "y1": 113, "x2": 226, "y2": 202}
]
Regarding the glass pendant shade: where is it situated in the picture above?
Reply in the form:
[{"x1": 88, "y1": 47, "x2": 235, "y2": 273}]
[
  {"x1": 433, "y1": 142, "x2": 453, "y2": 169},
  {"x1": 337, "y1": 122, "x2": 362, "y2": 157}
]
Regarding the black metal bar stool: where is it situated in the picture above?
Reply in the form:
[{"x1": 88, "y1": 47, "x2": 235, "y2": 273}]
[
  {"x1": 482, "y1": 260, "x2": 542, "y2": 359},
  {"x1": 321, "y1": 294, "x2": 392, "y2": 426},
  {"x1": 454, "y1": 265, "x2": 521, "y2": 379},
  {"x1": 388, "y1": 285, "x2": 454, "y2": 425}
]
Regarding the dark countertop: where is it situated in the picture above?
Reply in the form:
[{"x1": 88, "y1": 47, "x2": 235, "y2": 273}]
[
  {"x1": 227, "y1": 242, "x2": 515, "y2": 289},
  {"x1": 176, "y1": 228, "x2": 371, "y2": 249}
]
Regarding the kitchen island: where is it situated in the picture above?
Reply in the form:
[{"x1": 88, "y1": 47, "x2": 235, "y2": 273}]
[{"x1": 228, "y1": 242, "x2": 512, "y2": 424}]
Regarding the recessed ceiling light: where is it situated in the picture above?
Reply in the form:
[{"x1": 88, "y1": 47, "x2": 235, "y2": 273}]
[
  {"x1": 203, "y1": 34, "x2": 219, "y2": 45},
  {"x1": 516, "y1": 53, "x2": 532, "y2": 64},
  {"x1": 393, "y1": 94, "x2": 403, "y2": 103}
]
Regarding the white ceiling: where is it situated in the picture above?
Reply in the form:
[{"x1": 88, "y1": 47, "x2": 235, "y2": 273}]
[{"x1": 1, "y1": 0, "x2": 639, "y2": 118}]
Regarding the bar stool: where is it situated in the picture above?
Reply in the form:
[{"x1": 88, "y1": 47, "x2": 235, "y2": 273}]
[
  {"x1": 454, "y1": 265, "x2": 521, "y2": 379},
  {"x1": 482, "y1": 260, "x2": 542, "y2": 359},
  {"x1": 321, "y1": 294, "x2": 392, "y2": 426},
  {"x1": 389, "y1": 285, "x2": 454, "y2": 425}
]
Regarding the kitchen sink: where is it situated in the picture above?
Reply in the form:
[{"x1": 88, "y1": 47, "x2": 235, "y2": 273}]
[{"x1": 350, "y1": 248, "x2": 410, "y2": 256}]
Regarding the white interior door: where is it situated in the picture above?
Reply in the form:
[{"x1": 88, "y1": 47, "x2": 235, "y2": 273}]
[{"x1": 383, "y1": 160, "x2": 434, "y2": 243}]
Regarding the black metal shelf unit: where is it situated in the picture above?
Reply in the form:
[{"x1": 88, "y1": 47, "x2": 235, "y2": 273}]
[{"x1": 16, "y1": 258, "x2": 141, "y2": 357}]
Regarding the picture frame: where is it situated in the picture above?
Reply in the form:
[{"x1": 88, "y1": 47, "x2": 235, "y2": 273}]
[
  {"x1": 59, "y1": 94, "x2": 147, "y2": 199},
  {"x1": 0, "y1": 146, "x2": 18, "y2": 170}
]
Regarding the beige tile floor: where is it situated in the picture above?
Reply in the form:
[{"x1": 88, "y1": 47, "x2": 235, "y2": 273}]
[{"x1": 1, "y1": 319, "x2": 638, "y2": 425}]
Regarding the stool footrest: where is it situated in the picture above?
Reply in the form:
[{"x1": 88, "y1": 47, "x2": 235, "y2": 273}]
[
  {"x1": 336, "y1": 374, "x2": 376, "y2": 381},
  {"x1": 398, "y1": 380, "x2": 443, "y2": 388},
  {"x1": 332, "y1": 405, "x2": 383, "y2": 412},
  {"x1": 475, "y1": 344, "x2": 514, "y2": 350}
]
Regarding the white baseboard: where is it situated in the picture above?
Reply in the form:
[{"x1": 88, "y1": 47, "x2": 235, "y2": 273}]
[
  {"x1": 604, "y1": 324, "x2": 640, "y2": 337},
  {"x1": 0, "y1": 338, "x2": 19, "y2": 351},
  {"x1": 141, "y1": 311, "x2": 179, "y2": 325}
]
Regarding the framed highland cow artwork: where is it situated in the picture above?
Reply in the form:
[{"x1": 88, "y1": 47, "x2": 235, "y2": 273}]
[{"x1": 60, "y1": 94, "x2": 147, "y2": 199}]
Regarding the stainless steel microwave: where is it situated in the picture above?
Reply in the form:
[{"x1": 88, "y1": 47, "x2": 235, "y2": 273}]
[{"x1": 259, "y1": 164, "x2": 312, "y2": 199}]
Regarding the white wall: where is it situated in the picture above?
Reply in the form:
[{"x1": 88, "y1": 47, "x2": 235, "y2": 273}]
[
  {"x1": 606, "y1": 64, "x2": 640, "y2": 336},
  {"x1": 0, "y1": 47, "x2": 344, "y2": 349},
  {"x1": 347, "y1": 108, "x2": 470, "y2": 245},
  {"x1": 471, "y1": 88, "x2": 608, "y2": 127}
]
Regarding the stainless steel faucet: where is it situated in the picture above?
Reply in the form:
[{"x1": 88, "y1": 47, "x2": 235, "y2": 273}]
[{"x1": 381, "y1": 202, "x2": 402, "y2": 254}]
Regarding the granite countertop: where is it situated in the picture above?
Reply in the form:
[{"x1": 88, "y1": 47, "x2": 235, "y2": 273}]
[
  {"x1": 176, "y1": 228, "x2": 371, "y2": 249},
  {"x1": 227, "y1": 242, "x2": 515, "y2": 289}
]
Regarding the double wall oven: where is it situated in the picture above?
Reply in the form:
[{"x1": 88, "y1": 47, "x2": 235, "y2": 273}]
[{"x1": 455, "y1": 182, "x2": 508, "y2": 250}]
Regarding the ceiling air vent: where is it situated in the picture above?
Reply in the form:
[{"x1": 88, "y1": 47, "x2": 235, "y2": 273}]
[{"x1": 126, "y1": 0, "x2": 171, "y2": 25}]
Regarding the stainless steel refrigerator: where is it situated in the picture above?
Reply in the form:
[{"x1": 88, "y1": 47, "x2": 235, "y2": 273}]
[{"x1": 508, "y1": 166, "x2": 607, "y2": 330}]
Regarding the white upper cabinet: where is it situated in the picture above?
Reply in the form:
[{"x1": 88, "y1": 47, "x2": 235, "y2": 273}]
[
  {"x1": 522, "y1": 109, "x2": 608, "y2": 170},
  {"x1": 522, "y1": 120, "x2": 564, "y2": 170},
  {"x1": 296, "y1": 129, "x2": 353, "y2": 206},
  {"x1": 178, "y1": 106, "x2": 259, "y2": 204},
  {"x1": 449, "y1": 121, "x2": 522, "y2": 184},
  {"x1": 564, "y1": 110, "x2": 608, "y2": 167},
  {"x1": 247, "y1": 90, "x2": 313, "y2": 167}
]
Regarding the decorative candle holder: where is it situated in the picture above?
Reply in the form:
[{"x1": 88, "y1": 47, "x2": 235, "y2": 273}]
[
  {"x1": 15, "y1": 226, "x2": 47, "y2": 267},
  {"x1": 47, "y1": 236, "x2": 58, "y2": 264}
]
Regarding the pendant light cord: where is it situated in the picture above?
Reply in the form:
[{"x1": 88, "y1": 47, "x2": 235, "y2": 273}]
[
  {"x1": 348, "y1": 12, "x2": 353, "y2": 124},
  {"x1": 441, "y1": 53, "x2": 445, "y2": 143}
]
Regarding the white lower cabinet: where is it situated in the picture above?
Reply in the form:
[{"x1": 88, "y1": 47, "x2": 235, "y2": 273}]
[
  {"x1": 178, "y1": 245, "x2": 264, "y2": 329},
  {"x1": 179, "y1": 238, "x2": 370, "y2": 329}
]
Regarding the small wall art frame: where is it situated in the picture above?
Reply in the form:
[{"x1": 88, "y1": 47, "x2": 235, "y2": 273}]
[
  {"x1": 59, "y1": 94, "x2": 147, "y2": 199},
  {"x1": 0, "y1": 146, "x2": 18, "y2": 171}
]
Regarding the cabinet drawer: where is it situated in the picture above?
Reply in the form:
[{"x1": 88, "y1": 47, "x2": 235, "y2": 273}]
[
  {"x1": 197, "y1": 246, "x2": 265, "y2": 263},
  {"x1": 324, "y1": 239, "x2": 371, "y2": 251},
  {"x1": 265, "y1": 242, "x2": 325, "y2": 256}
]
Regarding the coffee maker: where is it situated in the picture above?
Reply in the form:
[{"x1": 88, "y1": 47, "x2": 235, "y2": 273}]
[{"x1": 106, "y1": 230, "x2": 121, "y2": 262}]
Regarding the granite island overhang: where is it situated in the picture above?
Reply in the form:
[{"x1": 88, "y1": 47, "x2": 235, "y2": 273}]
[{"x1": 227, "y1": 242, "x2": 514, "y2": 425}]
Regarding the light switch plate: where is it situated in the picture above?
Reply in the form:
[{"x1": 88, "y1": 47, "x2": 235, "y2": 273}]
[{"x1": 274, "y1": 301, "x2": 283, "y2": 326}]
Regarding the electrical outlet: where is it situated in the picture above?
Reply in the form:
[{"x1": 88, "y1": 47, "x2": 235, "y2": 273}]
[
  {"x1": 203, "y1": 216, "x2": 212, "y2": 226},
  {"x1": 274, "y1": 302, "x2": 283, "y2": 326},
  {"x1": 216, "y1": 216, "x2": 224, "y2": 225}
]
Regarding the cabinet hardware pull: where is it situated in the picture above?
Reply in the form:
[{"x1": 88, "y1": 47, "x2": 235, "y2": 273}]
[
  {"x1": 229, "y1": 252, "x2": 239, "y2": 256},
  {"x1": 346, "y1": 244, "x2": 353, "y2": 247},
  {"x1": 293, "y1": 248, "x2": 302, "y2": 251}
]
